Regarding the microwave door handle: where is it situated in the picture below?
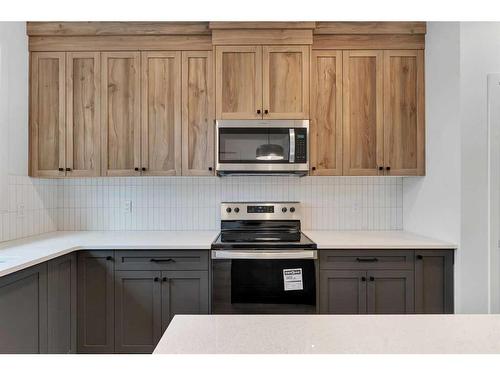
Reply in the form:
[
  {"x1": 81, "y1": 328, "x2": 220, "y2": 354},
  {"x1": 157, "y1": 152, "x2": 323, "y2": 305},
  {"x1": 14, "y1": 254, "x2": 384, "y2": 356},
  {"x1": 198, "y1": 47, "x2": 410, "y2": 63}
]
[{"x1": 289, "y1": 128, "x2": 295, "y2": 163}]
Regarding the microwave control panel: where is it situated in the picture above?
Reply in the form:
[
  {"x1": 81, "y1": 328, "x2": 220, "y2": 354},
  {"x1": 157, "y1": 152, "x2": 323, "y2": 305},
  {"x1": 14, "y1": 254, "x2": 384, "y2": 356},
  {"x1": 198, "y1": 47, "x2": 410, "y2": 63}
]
[{"x1": 294, "y1": 128, "x2": 307, "y2": 163}]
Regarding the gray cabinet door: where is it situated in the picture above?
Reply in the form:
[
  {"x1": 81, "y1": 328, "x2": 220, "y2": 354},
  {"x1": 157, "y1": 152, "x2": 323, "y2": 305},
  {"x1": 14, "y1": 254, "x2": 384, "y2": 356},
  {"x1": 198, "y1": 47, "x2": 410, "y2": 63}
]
[
  {"x1": 319, "y1": 270, "x2": 367, "y2": 314},
  {"x1": 77, "y1": 250, "x2": 115, "y2": 353},
  {"x1": 47, "y1": 253, "x2": 77, "y2": 353},
  {"x1": 161, "y1": 270, "x2": 209, "y2": 331},
  {"x1": 366, "y1": 270, "x2": 414, "y2": 314},
  {"x1": 0, "y1": 264, "x2": 48, "y2": 353},
  {"x1": 415, "y1": 250, "x2": 454, "y2": 313},
  {"x1": 115, "y1": 270, "x2": 162, "y2": 353}
]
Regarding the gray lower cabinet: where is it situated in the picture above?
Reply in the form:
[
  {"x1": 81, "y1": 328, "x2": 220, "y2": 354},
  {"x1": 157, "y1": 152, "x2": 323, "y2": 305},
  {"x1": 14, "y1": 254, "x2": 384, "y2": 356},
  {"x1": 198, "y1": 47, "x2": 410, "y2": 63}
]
[
  {"x1": 415, "y1": 250, "x2": 454, "y2": 313},
  {"x1": 47, "y1": 253, "x2": 77, "y2": 353},
  {"x1": 319, "y1": 270, "x2": 366, "y2": 314},
  {"x1": 0, "y1": 263, "x2": 48, "y2": 354},
  {"x1": 366, "y1": 270, "x2": 414, "y2": 314},
  {"x1": 77, "y1": 250, "x2": 115, "y2": 353}
]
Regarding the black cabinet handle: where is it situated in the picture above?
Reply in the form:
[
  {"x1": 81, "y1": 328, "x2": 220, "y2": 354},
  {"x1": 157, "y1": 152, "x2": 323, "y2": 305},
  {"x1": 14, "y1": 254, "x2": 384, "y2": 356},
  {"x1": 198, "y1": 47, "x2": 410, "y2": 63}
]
[
  {"x1": 150, "y1": 258, "x2": 175, "y2": 263},
  {"x1": 378, "y1": 166, "x2": 384, "y2": 171},
  {"x1": 66, "y1": 167, "x2": 71, "y2": 172},
  {"x1": 257, "y1": 109, "x2": 261, "y2": 114},
  {"x1": 154, "y1": 277, "x2": 159, "y2": 282},
  {"x1": 356, "y1": 257, "x2": 378, "y2": 262},
  {"x1": 134, "y1": 167, "x2": 139, "y2": 171},
  {"x1": 142, "y1": 167, "x2": 146, "y2": 171},
  {"x1": 208, "y1": 167, "x2": 213, "y2": 171},
  {"x1": 264, "y1": 109, "x2": 269, "y2": 114},
  {"x1": 58, "y1": 167, "x2": 64, "y2": 172},
  {"x1": 106, "y1": 256, "x2": 113, "y2": 261},
  {"x1": 417, "y1": 254, "x2": 423, "y2": 260},
  {"x1": 361, "y1": 276, "x2": 366, "y2": 281},
  {"x1": 369, "y1": 276, "x2": 375, "y2": 281},
  {"x1": 162, "y1": 277, "x2": 168, "y2": 282}
]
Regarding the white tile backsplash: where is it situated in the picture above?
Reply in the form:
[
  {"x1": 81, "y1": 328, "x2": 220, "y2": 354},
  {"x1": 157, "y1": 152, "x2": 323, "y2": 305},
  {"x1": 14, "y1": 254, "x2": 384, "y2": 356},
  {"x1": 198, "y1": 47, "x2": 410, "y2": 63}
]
[{"x1": 0, "y1": 175, "x2": 403, "y2": 242}]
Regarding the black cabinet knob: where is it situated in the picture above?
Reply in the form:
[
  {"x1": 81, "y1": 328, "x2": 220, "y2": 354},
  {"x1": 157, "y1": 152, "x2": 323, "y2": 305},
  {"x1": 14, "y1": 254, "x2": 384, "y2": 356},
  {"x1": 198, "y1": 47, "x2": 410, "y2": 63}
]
[
  {"x1": 58, "y1": 168, "x2": 64, "y2": 172},
  {"x1": 134, "y1": 167, "x2": 139, "y2": 171},
  {"x1": 257, "y1": 109, "x2": 261, "y2": 114},
  {"x1": 361, "y1": 276, "x2": 366, "y2": 282},
  {"x1": 417, "y1": 254, "x2": 423, "y2": 260},
  {"x1": 264, "y1": 109, "x2": 269, "y2": 114},
  {"x1": 66, "y1": 167, "x2": 71, "y2": 172},
  {"x1": 154, "y1": 277, "x2": 159, "y2": 282},
  {"x1": 369, "y1": 276, "x2": 375, "y2": 281},
  {"x1": 378, "y1": 166, "x2": 384, "y2": 171},
  {"x1": 311, "y1": 167, "x2": 316, "y2": 171},
  {"x1": 106, "y1": 256, "x2": 113, "y2": 261},
  {"x1": 386, "y1": 166, "x2": 391, "y2": 171},
  {"x1": 208, "y1": 167, "x2": 213, "y2": 171},
  {"x1": 162, "y1": 277, "x2": 168, "y2": 282},
  {"x1": 142, "y1": 167, "x2": 146, "y2": 171}
]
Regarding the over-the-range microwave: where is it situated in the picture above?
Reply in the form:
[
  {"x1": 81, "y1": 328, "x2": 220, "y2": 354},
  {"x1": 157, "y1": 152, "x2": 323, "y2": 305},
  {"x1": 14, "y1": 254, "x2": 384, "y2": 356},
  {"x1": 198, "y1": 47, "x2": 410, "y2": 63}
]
[{"x1": 215, "y1": 119, "x2": 309, "y2": 176}]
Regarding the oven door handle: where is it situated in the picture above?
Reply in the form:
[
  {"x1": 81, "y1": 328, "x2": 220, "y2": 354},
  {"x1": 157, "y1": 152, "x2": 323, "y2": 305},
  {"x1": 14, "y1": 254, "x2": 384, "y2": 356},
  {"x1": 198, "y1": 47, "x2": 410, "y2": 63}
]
[{"x1": 211, "y1": 250, "x2": 317, "y2": 260}]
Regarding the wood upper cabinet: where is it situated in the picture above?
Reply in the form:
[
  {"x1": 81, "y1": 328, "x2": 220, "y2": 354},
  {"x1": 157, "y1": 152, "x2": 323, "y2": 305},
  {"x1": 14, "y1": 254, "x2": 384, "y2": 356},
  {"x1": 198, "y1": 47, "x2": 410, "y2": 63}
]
[
  {"x1": 383, "y1": 50, "x2": 425, "y2": 176},
  {"x1": 262, "y1": 46, "x2": 309, "y2": 119},
  {"x1": 30, "y1": 52, "x2": 66, "y2": 177},
  {"x1": 66, "y1": 52, "x2": 101, "y2": 177},
  {"x1": 342, "y1": 50, "x2": 384, "y2": 176},
  {"x1": 182, "y1": 51, "x2": 215, "y2": 175},
  {"x1": 216, "y1": 45, "x2": 262, "y2": 119},
  {"x1": 310, "y1": 50, "x2": 343, "y2": 175},
  {"x1": 141, "y1": 51, "x2": 182, "y2": 176},
  {"x1": 101, "y1": 52, "x2": 141, "y2": 176}
]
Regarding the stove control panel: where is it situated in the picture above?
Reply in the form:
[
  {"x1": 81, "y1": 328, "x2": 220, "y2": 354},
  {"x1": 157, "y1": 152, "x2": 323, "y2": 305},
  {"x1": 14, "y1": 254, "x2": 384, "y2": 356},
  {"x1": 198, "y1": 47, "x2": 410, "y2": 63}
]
[{"x1": 221, "y1": 202, "x2": 300, "y2": 221}]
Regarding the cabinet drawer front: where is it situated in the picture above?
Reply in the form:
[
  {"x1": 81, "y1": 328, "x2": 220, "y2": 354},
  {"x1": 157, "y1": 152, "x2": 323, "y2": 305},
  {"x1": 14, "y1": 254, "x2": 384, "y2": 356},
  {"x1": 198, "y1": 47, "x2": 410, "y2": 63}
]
[
  {"x1": 320, "y1": 250, "x2": 414, "y2": 270},
  {"x1": 115, "y1": 251, "x2": 209, "y2": 271}
]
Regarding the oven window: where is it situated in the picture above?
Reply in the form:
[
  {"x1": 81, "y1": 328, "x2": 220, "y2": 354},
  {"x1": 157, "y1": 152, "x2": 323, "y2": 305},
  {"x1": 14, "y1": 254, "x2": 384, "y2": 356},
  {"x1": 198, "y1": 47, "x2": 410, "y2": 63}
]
[{"x1": 219, "y1": 128, "x2": 290, "y2": 163}]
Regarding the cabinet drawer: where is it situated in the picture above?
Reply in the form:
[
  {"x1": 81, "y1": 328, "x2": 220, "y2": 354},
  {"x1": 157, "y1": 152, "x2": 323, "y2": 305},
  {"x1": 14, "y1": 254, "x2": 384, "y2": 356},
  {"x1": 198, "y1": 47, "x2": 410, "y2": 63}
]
[
  {"x1": 114, "y1": 250, "x2": 209, "y2": 271},
  {"x1": 320, "y1": 250, "x2": 414, "y2": 270}
]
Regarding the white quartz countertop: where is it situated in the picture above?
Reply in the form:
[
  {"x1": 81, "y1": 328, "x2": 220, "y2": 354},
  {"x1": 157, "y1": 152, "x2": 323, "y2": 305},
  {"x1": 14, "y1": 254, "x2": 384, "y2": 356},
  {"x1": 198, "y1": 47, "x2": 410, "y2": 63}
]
[
  {"x1": 303, "y1": 230, "x2": 456, "y2": 249},
  {"x1": 0, "y1": 231, "x2": 219, "y2": 277},
  {"x1": 154, "y1": 314, "x2": 500, "y2": 354}
]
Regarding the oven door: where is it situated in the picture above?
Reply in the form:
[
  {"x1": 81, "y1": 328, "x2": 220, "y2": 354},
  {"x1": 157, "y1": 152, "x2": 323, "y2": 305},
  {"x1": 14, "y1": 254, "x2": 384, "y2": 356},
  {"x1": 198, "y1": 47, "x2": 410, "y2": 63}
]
[
  {"x1": 216, "y1": 120, "x2": 309, "y2": 174},
  {"x1": 211, "y1": 250, "x2": 317, "y2": 314}
]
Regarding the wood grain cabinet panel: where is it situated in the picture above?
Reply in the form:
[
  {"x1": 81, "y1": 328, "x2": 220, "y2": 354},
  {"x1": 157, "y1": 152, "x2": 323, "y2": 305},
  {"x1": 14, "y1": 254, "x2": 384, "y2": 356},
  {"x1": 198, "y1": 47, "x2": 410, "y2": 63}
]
[
  {"x1": 141, "y1": 51, "x2": 182, "y2": 176},
  {"x1": 215, "y1": 45, "x2": 262, "y2": 119},
  {"x1": 182, "y1": 51, "x2": 215, "y2": 175},
  {"x1": 47, "y1": 253, "x2": 77, "y2": 353},
  {"x1": 310, "y1": 50, "x2": 343, "y2": 175},
  {"x1": 66, "y1": 52, "x2": 101, "y2": 177},
  {"x1": 343, "y1": 50, "x2": 384, "y2": 176},
  {"x1": 101, "y1": 52, "x2": 141, "y2": 176},
  {"x1": 115, "y1": 270, "x2": 162, "y2": 353},
  {"x1": 0, "y1": 264, "x2": 48, "y2": 353},
  {"x1": 415, "y1": 250, "x2": 454, "y2": 314},
  {"x1": 383, "y1": 50, "x2": 425, "y2": 176},
  {"x1": 77, "y1": 251, "x2": 115, "y2": 353},
  {"x1": 262, "y1": 45, "x2": 309, "y2": 119},
  {"x1": 30, "y1": 52, "x2": 66, "y2": 177},
  {"x1": 319, "y1": 270, "x2": 366, "y2": 314}
]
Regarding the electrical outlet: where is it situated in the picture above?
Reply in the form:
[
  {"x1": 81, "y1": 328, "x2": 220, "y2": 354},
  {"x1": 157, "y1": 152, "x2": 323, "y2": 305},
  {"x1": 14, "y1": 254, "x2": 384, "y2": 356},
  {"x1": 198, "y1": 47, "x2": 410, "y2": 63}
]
[
  {"x1": 124, "y1": 200, "x2": 132, "y2": 214},
  {"x1": 17, "y1": 204, "x2": 25, "y2": 218}
]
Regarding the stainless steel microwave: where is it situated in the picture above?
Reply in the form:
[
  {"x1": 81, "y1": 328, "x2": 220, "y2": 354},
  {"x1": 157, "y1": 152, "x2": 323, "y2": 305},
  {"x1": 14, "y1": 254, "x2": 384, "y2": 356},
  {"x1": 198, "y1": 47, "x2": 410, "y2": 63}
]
[{"x1": 215, "y1": 120, "x2": 309, "y2": 176}]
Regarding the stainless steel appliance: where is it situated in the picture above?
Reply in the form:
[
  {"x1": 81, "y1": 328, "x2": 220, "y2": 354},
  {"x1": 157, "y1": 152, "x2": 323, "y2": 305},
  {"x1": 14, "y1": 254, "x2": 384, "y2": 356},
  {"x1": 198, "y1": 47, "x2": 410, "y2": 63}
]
[
  {"x1": 215, "y1": 120, "x2": 309, "y2": 176},
  {"x1": 211, "y1": 202, "x2": 317, "y2": 314}
]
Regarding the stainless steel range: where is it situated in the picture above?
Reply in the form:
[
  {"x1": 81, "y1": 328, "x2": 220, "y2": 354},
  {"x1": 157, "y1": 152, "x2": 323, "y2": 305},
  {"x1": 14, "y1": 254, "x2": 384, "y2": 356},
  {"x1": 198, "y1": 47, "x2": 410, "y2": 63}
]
[{"x1": 211, "y1": 202, "x2": 317, "y2": 314}]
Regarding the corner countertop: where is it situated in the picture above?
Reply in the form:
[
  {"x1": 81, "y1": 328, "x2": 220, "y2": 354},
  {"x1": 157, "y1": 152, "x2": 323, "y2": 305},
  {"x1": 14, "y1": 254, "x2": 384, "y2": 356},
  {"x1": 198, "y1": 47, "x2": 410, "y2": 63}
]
[
  {"x1": 303, "y1": 230, "x2": 456, "y2": 249},
  {"x1": 154, "y1": 314, "x2": 500, "y2": 354},
  {"x1": 0, "y1": 231, "x2": 219, "y2": 277}
]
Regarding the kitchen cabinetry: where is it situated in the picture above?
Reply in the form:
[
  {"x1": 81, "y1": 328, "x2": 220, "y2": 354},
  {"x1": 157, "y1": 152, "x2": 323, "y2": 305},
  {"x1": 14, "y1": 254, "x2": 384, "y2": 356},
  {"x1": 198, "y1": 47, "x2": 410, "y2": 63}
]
[
  {"x1": 415, "y1": 250, "x2": 454, "y2": 313},
  {"x1": 0, "y1": 264, "x2": 48, "y2": 353},
  {"x1": 319, "y1": 250, "x2": 451, "y2": 314},
  {"x1": 215, "y1": 45, "x2": 309, "y2": 119},
  {"x1": 77, "y1": 250, "x2": 115, "y2": 353},
  {"x1": 47, "y1": 253, "x2": 77, "y2": 353}
]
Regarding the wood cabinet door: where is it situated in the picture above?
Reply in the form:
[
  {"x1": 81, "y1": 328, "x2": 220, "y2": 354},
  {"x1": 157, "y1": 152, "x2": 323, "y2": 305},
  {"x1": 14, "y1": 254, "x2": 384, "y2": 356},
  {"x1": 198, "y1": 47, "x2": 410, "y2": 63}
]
[
  {"x1": 47, "y1": 253, "x2": 77, "y2": 354},
  {"x1": 115, "y1": 271, "x2": 162, "y2": 353},
  {"x1": 383, "y1": 50, "x2": 425, "y2": 176},
  {"x1": 215, "y1": 45, "x2": 262, "y2": 119},
  {"x1": 319, "y1": 270, "x2": 367, "y2": 314},
  {"x1": 141, "y1": 51, "x2": 181, "y2": 176},
  {"x1": 415, "y1": 250, "x2": 454, "y2": 314},
  {"x1": 30, "y1": 52, "x2": 66, "y2": 177},
  {"x1": 0, "y1": 264, "x2": 48, "y2": 353},
  {"x1": 101, "y1": 52, "x2": 141, "y2": 176},
  {"x1": 77, "y1": 251, "x2": 115, "y2": 353},
  {"x1": 66, "y1": 52, "x2": 101, "y2": 177},
  {"x1": 182, "y1": 51, "x2": 215, "y2": 176},
  {"x1": 366, "y1": 270, "x2": 414, "y2": 314},
  {"x1": 343, "y1": 51, "x2": 384, "y2": 176},
  {"x1": 310, "y1": 50, "x2": 343, "y2": 175},
  {"x1": 161, "y1": 270, "x2": 209, "y2": 332},
  {"x1": 262, "y1": 45, "x2": 309, "y2": 119}
]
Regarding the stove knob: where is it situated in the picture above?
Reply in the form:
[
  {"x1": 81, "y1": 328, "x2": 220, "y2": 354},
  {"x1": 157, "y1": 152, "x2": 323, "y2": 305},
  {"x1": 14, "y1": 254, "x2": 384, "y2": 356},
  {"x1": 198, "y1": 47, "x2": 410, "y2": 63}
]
[
  {"x1": 290, "y1": 207, "x2": 296, "y2": 213},
  {"x1": 226, "y1": 207, "x2": 232, "y2": 213},
  {"x1": 282, "y1": 207, "x2": 287, "y2": 213},
  {"x1": 234, "y1": 207, "x2": 240, "y2": 213}
]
